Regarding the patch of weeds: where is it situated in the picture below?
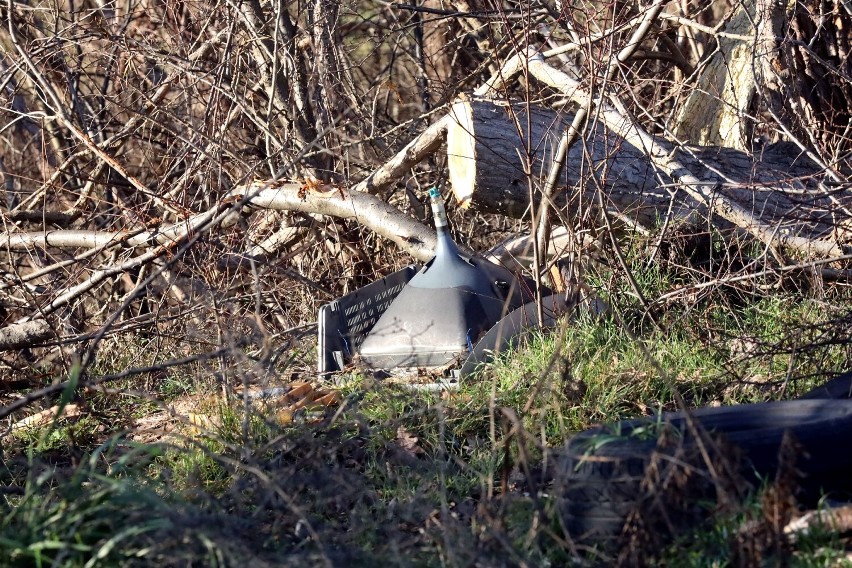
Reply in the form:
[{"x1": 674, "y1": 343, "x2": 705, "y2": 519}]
[
  {"x1": 156, "y1": 372, "x2": 199, "y2": 400},
  {"x1": 704, "y1": 294, "x2": 852, "y2": 401},
  {"x1": 658, "y1": 495, "x2": 852, "y2": 568},
  {"x1": 7, "y1": 250, "x2": 847, "y2": 567},
  {"x1": 479, "y1": 312, "x2": 725, "y2": 436},
  {"x1": 158, "y1": 443, "x2": 232, "y2": 496},
  {"x1": 791, "y1": 527, "x2": 852, "y2": 568},
  {"x1": 148, "y1": 398, "x2": 280, "y2": 496}
]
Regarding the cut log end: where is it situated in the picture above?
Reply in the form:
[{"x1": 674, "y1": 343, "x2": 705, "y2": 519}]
[
  {"x1": 446, "y1": 99, "x2": 475, "y2": 209},
  {"x1": 446, "y1": 97, "x2": 565, "y2": 218}
]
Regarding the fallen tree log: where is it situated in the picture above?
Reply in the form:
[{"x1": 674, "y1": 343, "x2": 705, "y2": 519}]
[
  {"x1": 447, "y1": 96, "x2": 679, "y2": 224},
  {"x1": 446, "y1": 95, "x2": 852, "y2": 257}
]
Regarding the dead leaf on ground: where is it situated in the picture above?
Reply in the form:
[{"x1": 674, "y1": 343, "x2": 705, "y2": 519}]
[
  {"x1": 130, "y1": 382, "x2": 344, "y2": 440},
  {"x1": 393, "y1": 426, "x2": 425, "y2": 460}
]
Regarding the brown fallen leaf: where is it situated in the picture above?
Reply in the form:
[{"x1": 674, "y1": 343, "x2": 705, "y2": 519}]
[
  {"x1": 288, "y1": 391, "x2": 318, "y2": 411},
  {"x1": 285, "y1": 382, "x2": 313, "y2": 400},
  {"x1": 275, "y1": 409, "x2": 294, "y2": 424},
  {"x1": 393, "y1": 426, "x2": 425, "y2": 460}
]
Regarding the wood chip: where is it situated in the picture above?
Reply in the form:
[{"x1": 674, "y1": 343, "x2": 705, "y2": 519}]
[{"x1": 10, "y1": 404, "x2": 82, "y2": 431}]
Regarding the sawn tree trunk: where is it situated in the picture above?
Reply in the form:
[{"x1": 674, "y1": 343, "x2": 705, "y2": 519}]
[{"x1": 446, "y1": 97, "x2": 852, "y2": 254}]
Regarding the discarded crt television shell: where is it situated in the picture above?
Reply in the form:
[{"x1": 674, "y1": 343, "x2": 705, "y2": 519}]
[
  {"x1": 356, "y1": 188, "x2": 533, "y2": 371},
  {"x1": 317, "y1": 188, "x2": 566, "y2": 378}
]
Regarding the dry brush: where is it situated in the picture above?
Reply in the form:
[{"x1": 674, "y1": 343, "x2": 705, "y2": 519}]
[{"x1": 0, "y1": 0, "x2": 850, "y2": 411}]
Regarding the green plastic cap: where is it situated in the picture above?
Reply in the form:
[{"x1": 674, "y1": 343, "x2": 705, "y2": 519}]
[{"x1": 428, "y1": 187, "x2": 440, "y2": 198}]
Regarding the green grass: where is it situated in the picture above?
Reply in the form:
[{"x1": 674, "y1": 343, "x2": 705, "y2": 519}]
[
  {"x1": 3, "y1": 245, "x2": 851, "y2": 566},
  {"x1": 0, "y1": 441, "x2": 230, "y2": 567}
]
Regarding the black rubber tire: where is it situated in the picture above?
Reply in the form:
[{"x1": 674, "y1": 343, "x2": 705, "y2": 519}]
[
  {"x1": 553, "y1": 399, "x2": 852, "y2": 544},
  {"x1": 798, "y1": 369, "x2": 852, "y2": 399},
  {"x1": 555, "y1": 439, "x2": 656, "y2": 541}
]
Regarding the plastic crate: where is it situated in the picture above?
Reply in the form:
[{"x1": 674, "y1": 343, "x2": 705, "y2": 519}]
[{"x1": 317, "y1": 265, "x2": 418, "y2": 375}]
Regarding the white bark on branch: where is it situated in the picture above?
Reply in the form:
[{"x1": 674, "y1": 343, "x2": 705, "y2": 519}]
[
  {"x1": 351, "y1": 114, "x2": 452, "y2": 195},
  {"x1": 3, "y1": 206, "x2": 243, "y2": 252},
  {"x1": 0, "y1": 180, "x2": 439, "y2": 351},
  {"x1": 230, "y1": 181, "x2": 436, "y2": 261},
  {"x1": 3, "y1": 182, "x2": 437, "y2": 262}
]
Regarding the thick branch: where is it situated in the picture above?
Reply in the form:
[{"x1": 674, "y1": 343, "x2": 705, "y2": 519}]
[
  {"x1": 5, "y1": 183, "x2": 437, "y2": 262},
  {"x1": 3, "y1": 207, "x2": 243, "y2": 252},
  {"x1": 352, "y1": 114, "x2": 452, "y2": 195},
  {"x1": 0, "y1": 320, "x2": 53, "y2": 351},
  {"x1": 230, "y1": 181, "x2": 436, "y2": 261}
]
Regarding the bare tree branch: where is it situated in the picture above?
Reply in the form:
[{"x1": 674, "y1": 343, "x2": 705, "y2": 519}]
[
  {"x1": 352, "y1": 114, "x2": 452, "y2": 195},
  {"x1": 230, "y1": 181, "x2": 436, "y2": 260}
]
